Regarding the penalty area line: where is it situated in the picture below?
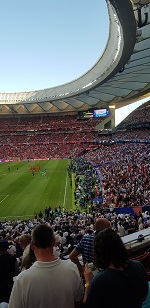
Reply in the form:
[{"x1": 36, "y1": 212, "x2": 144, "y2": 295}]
[
  {"x1": 63, "y1": 162, "x2": 69, "y2": 211},
  {"x1": 0, "y1": 195, "x2": 9, "y2": 204}
]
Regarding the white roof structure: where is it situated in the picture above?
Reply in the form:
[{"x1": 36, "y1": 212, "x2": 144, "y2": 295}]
[{"x1": 0, "y1": 0, "x2": 150, "y2": 115}]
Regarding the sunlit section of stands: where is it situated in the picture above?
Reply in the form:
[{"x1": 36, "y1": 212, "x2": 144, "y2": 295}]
[{"x1": 117, "y1": 101, "x2": 150, "y2": 130}]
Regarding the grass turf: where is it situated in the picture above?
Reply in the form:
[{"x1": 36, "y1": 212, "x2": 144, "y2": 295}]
[{"x1": 0, "y1": 159, "x2": 73, "y2": 221}]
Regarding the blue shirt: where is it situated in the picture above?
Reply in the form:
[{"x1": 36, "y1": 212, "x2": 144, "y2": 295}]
[
  {"x1": 75, "y1": 234, "x2": 94, "y2": 264},
  {"x1": 85, "y1": 260, "x2": 148, "y2": 308}
]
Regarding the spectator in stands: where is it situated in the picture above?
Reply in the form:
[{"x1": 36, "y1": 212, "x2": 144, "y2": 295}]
[
  {"x1": 9, "y1": 224, "x2": 83, "y2": 308},
  {"x1": 19, "y1": 234, "x2": 31, "y2": 261},
  {"x1": 83, "y1": 228, "x2": 148, "y2": 307},
  {"x1": 0, "y1": 303, "x2": 8, "y2": 308},
  {"x1": 117, "y1": 221, "x2": 125, "y2": 237},
  {"x1": 147, "y1": 217, "x2": 150, "y2": 228},
  {"x1": 68, "y1": 240, "x2": 76, "y2": 254},
  {"x1": 20, "y1": 244, "x2": 36, "y2": 271},
  {"x1": 38, "y1": 211, "x2": 43, "y2": 219},
  {"x1": 0, "y1": 240, "x2": 18, "y2": 304},
  {"x1": 69, "y1": 218, "x2": 111, "y2": 275}
]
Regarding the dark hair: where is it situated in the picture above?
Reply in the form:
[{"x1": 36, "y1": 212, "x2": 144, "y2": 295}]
[
  {"x1": 94, "y1": 228, "x2": 128, "y2": 270},
  {"x1": 32, "y1": 224, "x2": 54, "y2": 248},
  {"x1": 0, "y1": 240, "x2": 9, "y2": 251}
]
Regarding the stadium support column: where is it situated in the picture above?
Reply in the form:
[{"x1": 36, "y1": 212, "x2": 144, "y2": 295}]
[{"x1": 109, "y1": 105, "x2": 115, "y2": 129}]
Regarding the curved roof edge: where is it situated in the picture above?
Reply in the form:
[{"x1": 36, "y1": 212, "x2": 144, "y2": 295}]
[
  {"x1": 0, "y1": 0, "x2": 137, "y2": 106},
  {"x1": 0, "y1": 1, "x2": 149, "y2": 115}
]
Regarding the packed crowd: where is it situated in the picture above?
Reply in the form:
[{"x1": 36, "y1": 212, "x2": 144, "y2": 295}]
[
  {"x1": 73, "y1": 142, "x2": 150, "y2": 211},
  {"x1": 117, "y1": 100, "x2": 150, "y2": 129},
  {"x1": 0, "y1": 113, "x2": 106, "y2": 133},
  {"x1": 0, "y1": 99, "x2": 149, "y2": 161},
  {"x1": 1, "y1": 207, "x2": 150, "y2": 261},
  {"x1": 0, "y1": 208, "x2": 150, "y2": 307},
  {"x1": 0, "y1": 101, "x2": 149, "y2": 307},
  {"x1": 0, "y1": 128, "x2": 149, "y2": 160}
]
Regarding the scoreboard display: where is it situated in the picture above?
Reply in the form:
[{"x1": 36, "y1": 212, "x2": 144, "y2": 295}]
[{"x1": 78, "y1": 108, "x2": 109, "y2": 119}]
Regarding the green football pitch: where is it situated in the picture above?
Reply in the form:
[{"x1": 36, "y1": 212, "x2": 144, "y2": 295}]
[{"x1": 0, "y1": 160, "x2": 74, "y2": 221}]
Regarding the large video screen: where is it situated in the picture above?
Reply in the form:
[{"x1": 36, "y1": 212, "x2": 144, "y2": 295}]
[{"x1": 93, "y1": 108, "x2": 109, "y2": 117}]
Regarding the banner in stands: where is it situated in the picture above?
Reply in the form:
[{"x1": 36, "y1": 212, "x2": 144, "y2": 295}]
[{"x1": 113, "y1": 207, "x2": 150, "y2": 216}]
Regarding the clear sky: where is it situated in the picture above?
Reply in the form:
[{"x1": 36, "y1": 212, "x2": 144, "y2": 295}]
[{"x1": 0, "y1": 0, "x2": 149, "y2": 126}]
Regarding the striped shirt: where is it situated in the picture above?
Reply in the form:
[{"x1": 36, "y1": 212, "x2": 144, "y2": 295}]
[{"x1": 75, "y1": 234, "x2": 94, "y2": 264}]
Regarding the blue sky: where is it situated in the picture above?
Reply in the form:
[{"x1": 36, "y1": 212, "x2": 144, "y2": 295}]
[{"x1": 0, "y1": 0, "x2": 149, "y2": 125}]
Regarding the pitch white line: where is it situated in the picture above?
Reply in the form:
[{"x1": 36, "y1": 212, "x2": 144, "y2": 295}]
[
  {"x1": 0, "y1": 195, "x2": 9, "y2": 204},
  {"x1": 0, "y1": 215, "x2": 33, "y2": 219},
  {"x1": 63, "y1": 165, "x2": 68, "y2": 211}
]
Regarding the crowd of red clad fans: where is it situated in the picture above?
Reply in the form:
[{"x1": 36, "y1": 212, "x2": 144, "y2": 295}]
[
  {"x1": 0, "y1": 114, "x2": 105, "y2": 132},
  {"x1": 0, "y1": 100, "x2": 149, "y2": 160}
]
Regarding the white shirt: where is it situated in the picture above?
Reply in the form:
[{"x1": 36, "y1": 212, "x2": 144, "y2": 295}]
[{"x1": 9, "y1": 258, "x2": 83, "y2": 308}]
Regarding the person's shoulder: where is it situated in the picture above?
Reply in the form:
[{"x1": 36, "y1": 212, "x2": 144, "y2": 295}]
[
  {"x1": 61, "y1": 258, "x2": 77, "y2": 268},
  {"x1": 1, "y1": 253, "x2": 16, "y2": 261},
  {"x1": 84, "y1": 233, "x2": 94, "y2": 240},
  {"x1": 14, "y1": 266, "x2": 32, "y2": 283},
  {"x1": 59, "y1": 259, "x2": 80, "y2": 273},
  {"x1": 128, "y1": 259, "x2": 146, "y2": 272},
  {"x1": 90, "y1": 270, "x2": 106, "y2": 288},
  {"x1": 129, "y1": 259, "x2": 143, "y2": 267}
]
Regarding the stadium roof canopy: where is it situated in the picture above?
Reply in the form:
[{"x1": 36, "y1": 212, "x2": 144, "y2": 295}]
[{"x1": 0, "y1": 0, "x2": 150, "y2": 115}]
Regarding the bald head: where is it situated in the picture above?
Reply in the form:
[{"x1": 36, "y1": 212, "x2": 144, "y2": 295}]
[{"x1": 95, "y1": 218, "x2": 111, "y2": 232}]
